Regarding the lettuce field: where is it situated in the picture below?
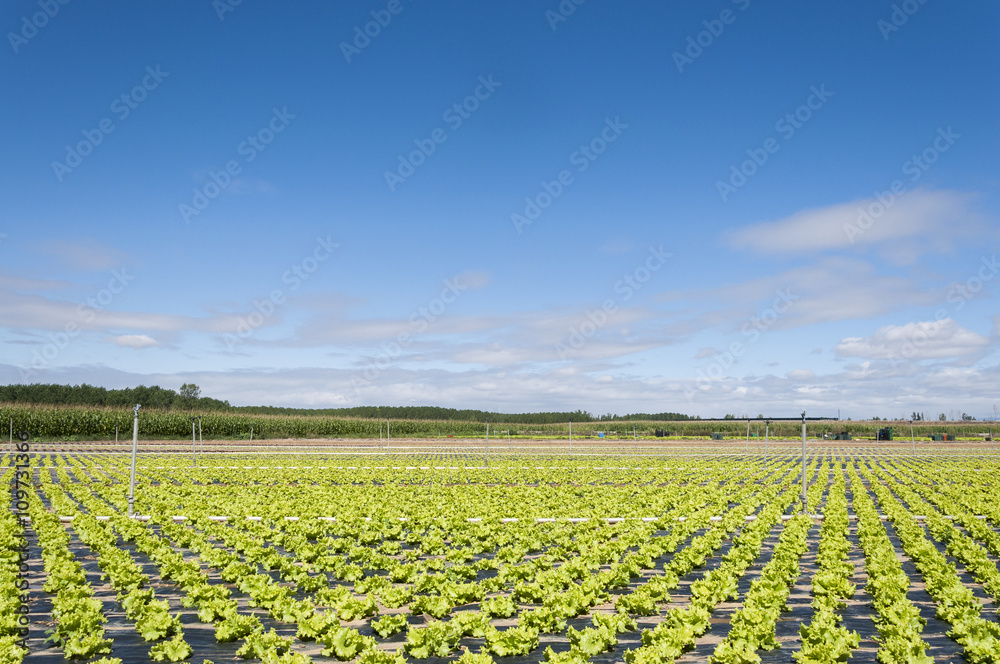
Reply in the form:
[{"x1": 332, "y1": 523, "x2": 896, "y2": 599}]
[{"x1": 3, "y1": 446, "x2": 1000, "y2": 663}]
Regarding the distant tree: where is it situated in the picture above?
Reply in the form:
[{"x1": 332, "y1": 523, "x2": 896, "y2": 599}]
[
  {"x1": 939, "y1": 413, "x2": 947, "y2": 421},
  {"x1": 756, "y1": 414, "x2": 764, "y2": 419},
  {"x1": 961, "y1": 412, "x2": 975, "y2": 421},
  {"x1": 179, "y1": 383, "x2": 201, "y2": 399},
  {"x1": 723, "y1": 413, "x2": 735, "y2": 420}
]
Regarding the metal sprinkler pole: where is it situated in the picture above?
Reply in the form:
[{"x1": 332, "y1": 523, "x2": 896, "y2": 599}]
[
  {"x1": 115, "y1": 426, "x2": 118, "y2": 445},
  {"x1": 764, "y1": 420, "x2": 770, "y2": 462},
  {"x1": 128, "y1": 405, "x2": 141, "y2": 518},
  {"x1": 801, "y1": 411, "x2": 807, "y2": 514},
  {"x1": 910, "y1": 419, "x2": 915, "y2": 455},
  {"x1": 569, "y1": 420, "x2": 572, "y2": 455},
  {"x1": 746, "y1": 419, "x2": 750, "y2": 454},
  {"x1": 387, "y1": 419, "x2": 390, "y2": 452},
  {"x1": 191, "y1": 419, "x2": 197, "y2": 467},
  {"x1": 485, "y1": 418, "x2": 489, "y2": 467},
  {"x1": 249, "y1": 426, "x2": 253, "y2": 447},
  {"x1": 9, "y1": 416, "x2": 13, "y2": 453},
  {"x1": 199, "y1": 416, "x2": 203, "y2": 454}
]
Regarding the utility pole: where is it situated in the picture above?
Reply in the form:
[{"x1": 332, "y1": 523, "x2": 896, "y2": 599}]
[{"x1": 128, "y1": 405, "x2": 141, "y2": 518}]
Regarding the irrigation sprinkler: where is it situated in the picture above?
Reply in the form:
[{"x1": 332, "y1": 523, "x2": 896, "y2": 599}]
[
  {"x1": 191, "y1": 419, "x2": 197, "y2": 467},
  {"x1": 128, "y1": 405, "x2": 141, "y2": 518},
  {"x1": 380, "y1": 424, "x2": 382, "y2": 446},
  {"x1": 569, "y1": 419, "x2": 572, "y2": 455},
  {"x1": 249, "y1": 426, "x2": 253, "y2": 447},
  {"x1": 746, "y1": 419, "x2": 750, "y2": 454},
  {"x1": 115, "y1": 425, "x2": 118, "y2": 445},
  {"x1": 764, "y1": 419, "x2": 770, "y2": 462},
  {"x1": 485, "y1": 418, "x2": 489, "y2": 467},
  {"x1": 387, "y1": 419, "x2": 390, "y2": 452},
  {"x1": 910, "y1": 419, "x2": 915, "y2": 456},
  {"x1": 801, "y1": 411, "x2": 807, "y2": 514},
  {"x1": 8, "y1": 416, "x2": 12, "y2": 453},
  {"x1": 198, "y1": 416, "x2": 203, "y2": 454}
]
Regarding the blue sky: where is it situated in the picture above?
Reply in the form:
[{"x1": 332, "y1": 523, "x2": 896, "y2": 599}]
[{"x1": 2, "y1": 1, "x2": 999, "y2": 418}]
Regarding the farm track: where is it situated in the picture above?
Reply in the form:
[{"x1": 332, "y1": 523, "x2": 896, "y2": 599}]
[{"x1": 5, "y1": 449, "x2": 1000, "y2": 663}]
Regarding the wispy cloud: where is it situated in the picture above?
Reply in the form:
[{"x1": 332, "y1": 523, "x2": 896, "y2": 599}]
[
  {"x1": 38, "y1": 239, "x2": 132, "y2": 272},
  {"x1": 658, "y1": 257, "x2": 940, "y2": 337},
  {"x1": 727, "y1": 189, "x2": 982, "y2": 261}
]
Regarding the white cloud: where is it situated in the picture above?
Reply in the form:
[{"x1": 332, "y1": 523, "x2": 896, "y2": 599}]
[
  {"x1": 4, "y1": 359, "x2": 999, "y2": 421},
  {"x1": 39, "y1": 239, "x2": 131, "y2": 272},
  {"x1": 833, "y1": 318, "x2": 990, "y2": 361},
  {"x1": 728, "y1": 189, "x2": 982, "y2": 260},
  {"x1": 112, "y1": 334, "x2": 159, "y2": 349}
]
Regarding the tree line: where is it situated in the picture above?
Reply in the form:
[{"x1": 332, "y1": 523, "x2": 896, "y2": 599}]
[
  {"x1": 234, "y1": 405, "x2": 606, "y2": 424},
  {"x1": 0, "y1": 383, "x2": 230, "y2": 411},
  {"x1": 0, "y1": 383, "x2": 699, "y2": 423}
]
